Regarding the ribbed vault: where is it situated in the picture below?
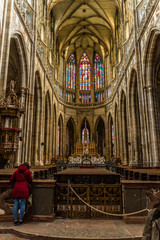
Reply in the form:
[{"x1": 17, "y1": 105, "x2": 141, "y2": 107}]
[{"x1": 48, "y1": 0, "x2": 122, "y2": 61}]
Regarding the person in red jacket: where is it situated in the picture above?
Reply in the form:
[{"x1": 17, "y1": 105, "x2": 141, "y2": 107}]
[{"x1": 10, "y1": 162, "x2": 32, "y2": 225}]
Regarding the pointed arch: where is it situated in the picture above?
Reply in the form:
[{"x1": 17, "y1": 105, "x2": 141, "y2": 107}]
[
  {"x1": 81, "y1": 117, "x2": 90, "y2": 144},
  {"x1": 79, "y1": 52, "x2": 91, "y2": 91},
  {"x1": 6, "y1": 32, "x2": 29, "y2": 166},
  {"x1": 107, "y1": 113, "x2": 114, "y2": 159},
  {"x1": 143, "y1": 29, "x2": 160, "y2": 166},
  {"x1": 66, "y1": 117, "x2": 76, "y2": 156},
  {"x1": 129, "y1": 69, "x2": 142, "y2": 166},
  {"x1": 66, "y1": 53, "x2": 76, "y2": 89},
  {"x1": 7, "y1": 32, "x2": 29, "y2": 93},
  {"x1": 95, "y1": 116, "x2": 105, "y2": 156},
  {"x1": 143, "y1": 28, "x2": 160, "y2": 87},
  {"x1": 120, "y1": 90, "x2": 128, "y2": 165},
  {"x1": 94, "y1": 53, "x2": 104, "y2": 89}
]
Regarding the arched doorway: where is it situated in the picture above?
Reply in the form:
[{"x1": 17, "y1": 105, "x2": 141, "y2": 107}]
[
  {"x1": 66, "y1": 118, "x2": 75, "y2": 156},
  {"x1": 96, "y1": 117, "x2": 105, "y2": 156},
  {"x1": 120, "y1": 91, "x2": 128, "y2": 165}
]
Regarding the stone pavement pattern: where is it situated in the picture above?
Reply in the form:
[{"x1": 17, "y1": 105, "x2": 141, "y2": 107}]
[{"x1": 0, "y1": 219, "x2": 144, "y2": 239}]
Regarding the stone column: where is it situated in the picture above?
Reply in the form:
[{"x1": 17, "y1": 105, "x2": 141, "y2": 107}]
[
  {"x1": 90, "y1": 69, "x2": 94, "y2": 103},
  {"x1": 75, "y1": 65, "x2": 79, "y2": 104},
  {"x1": 132, "y1": 0, "x2": 149, "y2": 166},
  {"x1": 15, "y1": 88, "x2": 27, "y2": 166},
  {"x1": 63, "y1": 118, "x2": 66, "y2": 157},
  {"x1": 145, "y1": 86, "x2": 160, "y2": 166},
  {"x1": 0, "y1": 0, "x2": 14, "y2": 96}
]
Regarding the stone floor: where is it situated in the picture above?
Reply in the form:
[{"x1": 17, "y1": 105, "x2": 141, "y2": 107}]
[{"x1": 0, "y1": 219, "x2": 144, "y2": 240}]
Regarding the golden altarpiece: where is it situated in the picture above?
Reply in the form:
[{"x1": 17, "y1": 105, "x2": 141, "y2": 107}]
[{"x1": 73, "y1": 120, "x2": 97, "y2": 157}]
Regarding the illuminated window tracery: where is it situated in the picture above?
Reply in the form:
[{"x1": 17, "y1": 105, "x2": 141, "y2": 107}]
[
  {"x1": 79, "y1": 53, "x2": 91, "y2": 90},
  {"x1": 79, "y1": 93, "x2": 91, "y2": 104},
  {"x1": 94, "y1": 53, "x2": 104, "y2": 89},
  {"x1": 66, "y1": 92, "x2": 75, "y2": 102},
  {"x1": 82, "y1": 128, "x2": 89, "y2": 144},
  {"x1": 95, "y1": 92, "x2": 105, "y2": 102},
  {"x1": 66, "y1": 53, "x2": 76, "y2": 89}
]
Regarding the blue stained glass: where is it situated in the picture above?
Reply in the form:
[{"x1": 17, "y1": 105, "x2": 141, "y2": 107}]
[
  {"x1": 79, "y1": 93, "x2": 91, "y2": 103},
  {"x1": 94, "y1": 53, "x2": 104, "y2": 90},
  {"x1": 66, "y1": 92, "x2": 75, "y2": 102},
  {"x1": 79, "y1": 53, "x2": 91, "y2": 90},
  {"x1": 95, "y1": 91, "x2": 104, "y2": 102},
  {"x1": 66, "y1": 53, "x2": 76, "y2": 89}
]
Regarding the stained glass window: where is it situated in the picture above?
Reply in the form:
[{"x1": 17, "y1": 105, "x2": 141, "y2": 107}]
[
  {"x1": 82, "y1": 128, "x2": 89, "y2": 144},
  {"x1": 95, "y1": 92, "x2": 104, "y2": 102},
  {"x1": 79, "y1": 94, "x2": 91, "y2": 104},
  {"x1": 79, "y1": 53, "x2": 91, "y2": 90},
  {"x1": 66, "y1": 92, "x2": 75, "y2": 102},
  {"x1": 66, "y1": 53, "x2": 76, "y2": 89},
  {"x1": 94, "y1": 53, "x2": 104, "y2": 89}
]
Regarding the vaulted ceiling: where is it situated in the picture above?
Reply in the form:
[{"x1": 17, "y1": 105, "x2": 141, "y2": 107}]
[{"x1": 48, "y1": 0, "x2": 122, "y2": 61}]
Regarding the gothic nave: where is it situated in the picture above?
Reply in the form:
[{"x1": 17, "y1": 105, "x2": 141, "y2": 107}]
[
  {"x1": 0, "y1": 0, "x2": 160, "y2": 167},
  {"x1": 0, "y1": 1, "x2": 160, "y2": 239}
]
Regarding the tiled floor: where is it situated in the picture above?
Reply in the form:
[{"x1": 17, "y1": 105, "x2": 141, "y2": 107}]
[{"x1": 0, "y1": 219, "x2": 144, "y2": 239}]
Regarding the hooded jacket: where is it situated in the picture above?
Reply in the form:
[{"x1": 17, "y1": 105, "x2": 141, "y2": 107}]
[
  {"x1": 142, "y1": 208, "x2": 160, "y2": 240},
  {"x1": 10, "y1": 164, "x2": 32, "y2": 198}
]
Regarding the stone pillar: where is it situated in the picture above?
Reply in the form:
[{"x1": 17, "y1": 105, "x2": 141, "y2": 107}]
[
  {"x1": 75, "y1": 65, "x2": 79, "y2": 104},
  {"x1": 23, "y1": 0, "x2": 38, "y2": 166},
  {"x1": 91, "y1": 69, "x2": 94, "y2": 103},
  {"x1": 145, "y1": 86, "x2": 160, "y2": 166},
  {"x1": 62, "y1": 119, "x2": 66, "y2": 157},
  {"x1": 15, "y1": 88, "x2": 27, "y2": 166},
  {"x1": 0, "y1": 0, "x2": 14, "y2": 96},
  {"x1": 132, "y1": 0, "x2": 149, "y2": 167}
]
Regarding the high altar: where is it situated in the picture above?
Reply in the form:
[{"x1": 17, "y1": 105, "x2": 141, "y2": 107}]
[{"x1": 73, "y1": 119, "x2": 97, "y2": 157}]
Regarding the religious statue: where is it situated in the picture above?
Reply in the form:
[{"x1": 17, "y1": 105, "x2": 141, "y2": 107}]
[
  {"x1": 83, "y1": 119, "x2": 88, "y2": 145},
  {"x1": 84, "y1": 148, "x2": 88, "y2": 155},
  {"x1": 10, "y1": 80, "x2": 16, "y2": 92}
]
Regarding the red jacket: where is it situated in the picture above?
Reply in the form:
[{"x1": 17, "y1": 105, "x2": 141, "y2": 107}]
[{"x1": 10, "y1": 164, "x2": 32, "y2": 198}]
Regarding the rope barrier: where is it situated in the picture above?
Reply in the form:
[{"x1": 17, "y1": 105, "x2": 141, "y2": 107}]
[{"x1": 69, "y1": 185, "x2": 149, "y2": 217}]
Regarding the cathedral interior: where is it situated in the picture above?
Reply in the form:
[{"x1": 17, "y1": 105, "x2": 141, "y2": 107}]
[
  {"x1": 0, "y1": 0, "x2": 160, "y2": 168},
  {"x1": 0, "y1": 0, "x2": 160, "y2": 237}
]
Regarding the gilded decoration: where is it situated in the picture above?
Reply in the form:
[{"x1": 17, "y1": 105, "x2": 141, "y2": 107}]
[{"x1": 0, "y1": 81, "x2": 25, "y2": 167}]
